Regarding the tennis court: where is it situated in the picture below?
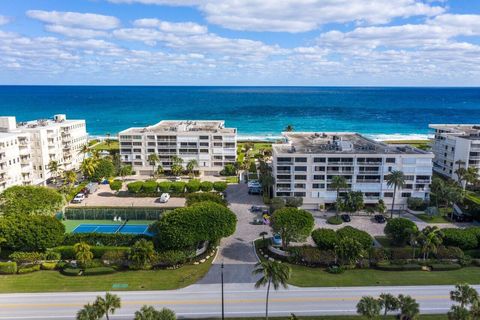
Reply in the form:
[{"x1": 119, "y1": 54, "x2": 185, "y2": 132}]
[{"x1": 72, "y1": 223, "x2": 152, "y2": 235}]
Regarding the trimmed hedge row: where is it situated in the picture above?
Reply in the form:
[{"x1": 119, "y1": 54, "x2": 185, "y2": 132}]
[
  {"x1": 430, "y1": 263, "x2": 462, "y2": 271},
  {"x1": 17, "y1": 264, "x2": 40, "y2": 274},
  {"x1": 376, "y1": 262, "x2": 422, "y2": 271},
  {"x1": 312, "y1": 226, "x2": 372, "y2": 250},
  {"x1": 61, "y1": 268, "x2": 81, "y2": 276},
  {"x1": 126, "y1": 180, "x2": 227, "y2": 196},
  {"x1": 442, "y1": 227, "x2": 480, "y2": 250},
  {"x1": 52, "y1": 246, "x2": 130, "y2": 260},
  {"x1": 83, "y1": 267, "x2": 116, "y2": 276},
  {"x1": 0, "y1": 261, "x2": 17, "y2": 274},
  {"x1": 63, "y1": 233, "x2": 150, "y2": 247}
]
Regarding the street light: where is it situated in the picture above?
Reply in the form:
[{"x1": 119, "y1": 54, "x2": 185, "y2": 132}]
[{"x1": 221, "y1": 261, "x2": 225, "y2": 320}]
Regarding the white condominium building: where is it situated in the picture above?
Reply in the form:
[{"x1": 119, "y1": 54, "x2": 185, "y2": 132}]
[
  {"x1": 0, "y1": 132, "x2": 23, "y2": 191},
  {"x1": 429, "y1": 124, "x2": 480, "y2": 180},
  {"x1": 0, "y1": 114, "x2": 88, "y2": 187},
  {"x1": 119, "y1": 120, "x2": 237, "y2": 175},
  {"x1": 272, "y1": 132, "x2": 434, "y2": 210}
]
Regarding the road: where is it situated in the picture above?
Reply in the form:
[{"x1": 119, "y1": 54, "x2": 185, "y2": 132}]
[{"x1": 0, "y1": 284, "x2": 473, "y2": 319}]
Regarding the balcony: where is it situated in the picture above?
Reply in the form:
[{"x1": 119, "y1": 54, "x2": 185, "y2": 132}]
[
  {"x1": 276, "y1": 170, "x2": 291, "y2": 174},
  {"x1": 356, "y1": 179, "x2": 381, "y2": 183},
  {"x1": 327, "y1": 161, "x2": 354, "y2": 165},
  {"x1": 277, "y1": 187, "x2": 292, "y2": 192},
  {"x1": 416, "y1": 179, "x2": 430, "y2": 183}
]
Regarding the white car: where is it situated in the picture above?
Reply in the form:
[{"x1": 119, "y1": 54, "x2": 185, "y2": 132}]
[
  {"x1": 159, "y1": 193, "x2": 170, "y2": 203},
  {"x1": 71, "y1": 193, "x2": 85, "y2": 203}
]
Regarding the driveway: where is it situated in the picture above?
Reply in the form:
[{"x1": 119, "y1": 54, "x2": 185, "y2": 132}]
[{"x1": 198, "y1": 183, "x2": 267, "y2": 284}]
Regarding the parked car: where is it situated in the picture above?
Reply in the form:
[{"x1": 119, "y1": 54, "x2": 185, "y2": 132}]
[
  {"x1": 71, "y1": 193, "x2": 85, "y2": 204},
  {"x1": 252, "y1": 218, "x2": 263, "y2": 225},
  {"x1": 272, "y1": 234, "x2": 282, "y2": 246},
  {"x1": 340, "y1": 214, "x2": 351, "y2": 222},
  {"x1": 374, "y1": 214, "x2": 386, "y2": 223},
  {"x1": 262, "y1": 209, "x2": 270, "y2": 215},
  {"x1": 159, "y1": 193, "x2": 170, "y2": 203},
  {"x1": 250, "y1": 205, "x2": 262, "y2": 212}
]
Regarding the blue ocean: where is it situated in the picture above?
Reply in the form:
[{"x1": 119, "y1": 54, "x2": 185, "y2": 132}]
[{"x1": 1, "y1": 86, "x2": 479, "y2": 139}]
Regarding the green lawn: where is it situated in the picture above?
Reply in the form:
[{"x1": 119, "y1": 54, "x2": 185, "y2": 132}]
[
  {"x1": 0, "y1": 257, "x2": 213, "y2": 293},
  {"x1": 62, "y1": 220, "x2": 156, "y2": 233},
  {"x1": 288, "y1": 266, "x2": 480, "y2": 287},
  {"x1": 92, "y1": 140, "x2": 119, "y2": 151},
  {"x1": 384, "y1": 139, "x2": 431, "y2": 150},
  {"x1": 416, "y1": 213, "x2": 451, "y2": 223},
  {"x1": 225, "y1": 176, "x2": 239, "y2": 184}
]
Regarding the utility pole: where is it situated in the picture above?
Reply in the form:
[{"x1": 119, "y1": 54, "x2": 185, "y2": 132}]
[{"x1": 221, "y1": 262, "x2": 225, "y2": 320}]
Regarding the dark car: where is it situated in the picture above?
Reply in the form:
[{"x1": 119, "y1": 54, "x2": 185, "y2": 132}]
[
  {"x1": 262, "y1": 209, "x2": 270, "y2": 215},
  {"x1": 374, "y1": 214, "x2": 386, "y2": 223},
  {"x1": 250, "y1": 205, "x2": 262, "y2": 212},
  {"x1": 340, "y1": 214, "x2": 351, "y2": 222}
]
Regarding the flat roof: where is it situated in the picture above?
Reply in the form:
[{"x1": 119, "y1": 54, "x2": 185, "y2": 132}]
[
  {"x1": 273, "y1": 132, "x2": 430, "y2": 155},
  {"x1": 120, "y1": 120, "x2": 236, "y2": 135},
  {"x1": 429, "y1": 124, "x2": 480, "y2": 140}
]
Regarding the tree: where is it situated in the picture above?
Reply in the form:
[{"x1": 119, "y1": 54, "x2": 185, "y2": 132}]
[
  {"x1": 418, "y1": 226, "x2": 443, "y2": 260},
  {"x1": 77, "y1": 303, "x2": 101, "y2": 320},
  {"x1": 378, "y1": 293, "x2": 400, "y2": 320},
  {"x1": 0, "y1": 214, "x2": 65, "y2": 251},
  {"x1": 0, "y1": 185, "x2": 65, "y2": 216},
  {"x1": 342, "y1": 191, "x2": 364, "y2": 213},
  {"x1": 356, "y1": 296, "x2": 381, "y2": 320},
  {"x1": 384, "y1": 218, "x2": 417, "y2": 246},
  {"x1": 252, "y1": 260, "x2": 291, "y2": 320},
  {"x1": 376, "y1": 199, "x2": 386, "y2": 215},
  {"x1": 74, "y1": 242, "x2": 93, "y2": 268},
  {"x1": 407, "y1": 228, "x2": 421, "y2": 260},
  {"x1": 259, "y1": 170, "x2": 275, "y2": 199},
  {"x1": 271, "y1": 207, "x2": 314, "y2": 249},
  {"x1": 147, "y1": 153, "x2": 160, "y2": 177},
  {"x1": 220, "y1": 163, "x2": 237, "y2": 176},
  {"x1": 465, "y1": 167, "x2": 479, "y2": 189},
  {"x1": 134, "y1": 306, "x2": 176, "y2": 320},
  {"x1": 48, "y1": 160, "x2": 61, "y2": 183},
  {"x1": 170, "y1": 156, "x2": 183, "y2": 177},
  {"x1": 431, "y1": 177, "x2": 446, "y2": 209},
  {"x1": 109, "y1": 180, "x2": 123, "y2": 194},
  {"x1": 155, "y1": 165, "x2": 164, "y2": 178},
  {"x1": 455, "y1": 167, "x2": 468, "y2": 191},
  {"x1": 119, "y1": 165, "x2": 133, "y2": 181},
  {"x1": 284, "y1": 124, "x2": 294, "y2": 132},
  {"x1": 445, "y1": 184, "x2": 463, "y2": 220},
  {"x1": 129, "y1": 239, "x2": 156, "y2": 270},
  {"x1": 385, "y1": 170, "x2": 406, "y2": 218},
  {"x1": 63, "y1": 170, "x2": 77, "y2": 188},
  {"x1": 94, "y1": 292, "x2": 121, "y2": 320},
  {"x1": 331, "y1": 176, "x2": 348, "y2": 217},
  {"x1": 448, "y1": 306, "x2": 470, "y2": 320},
  {"x1": 90, "y1": 159, "x2": 115, "y2": 182},
  {"x1": 398, "y1": 294, "x2": 419, "y2": 320},
  {"x1": 451, "y1": 284, "x2": 479, "y2": 309},
  {"x1": 78, "y1": 144, "x2": 90, "y2": 162},
  {"x1": 186, "y1": 159, "x2": 198, "y2": 176},
  {"x1": 81, "y1": 157, "x2": 98, "y2": 179},
  {"x1": 335, "y1": 237, "x2": 365, "y2": 265}
]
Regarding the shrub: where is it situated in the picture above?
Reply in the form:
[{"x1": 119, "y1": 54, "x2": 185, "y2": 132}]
[
  {"x1": 185, "y1": 180, "x2": 201, "y2": 193},
  {"x1": 52, "y1": 246, "x2": 76, "y2": 259},
  {"x1": 407, "y1": 197, "x2": 428, "y2": 211},
  {"x1": 375, "y1": 262, "x2": 422, "y2": 271},
  {"x1": 170, "y1": 181, "x2": 186, "y2": 194},
  {"x1": 326, "y1": 265, "x2": 344, "y2": 274},
  {"x1": 63, "y1": 233, "x2": 149, "y2": 247},
  {"x1": 0, "y1": 261, "x2": 17, "y2": 274},
  {"x1": 294, "y1": 247, "x2": 335, "y2": 266},
  {"x1": 17, "y1": 264, "x2": 41, "y2": 274},
  {"x1": 156, "y1": 249, "x2": 193, "y2": 266},
  {"x1": 0, "y1": 185, "x2": 65, "y2": 216},
  {"x1": 390, "y1": 247, "x2": 415, "y2": 260},
  {"x1": 41, "y1": 262, "x2": 57, "y2": 270},
  {"x1": 429, "y1": 263, "x2": 462, "y2": 271},
  {"x1": 384, "y1": 218, "x2": 417, "y2": 246},
  {"x1": 200, "y1": 181, "x2": 213, "y2": 192},
  {"x1": 45, "y1": 250, "x2": 61, "y2": 261},
  {"x1": 9, "y1": 251, "x2": 45, "y2": 264},
  {"x1": 326, "y1": 216, "x2": 343, "y2": 225},
  {"x1": 158, "y1": 181, "x2": 172, "y2": 193},
  {"x1": 220, "y1": 164, "x2": 237, "y2": 176},
  {"x1": 285, "y1": 197, "x2": 303, "y2": 208},
  {"x1": 90, "y1": 158, "x2": 115, "y2": 182},
  {"x1": 436, "y1": 246, "x2": 465, "y2": 260},
  {"x1": 185, "y1": 192, "x2": 227, "y2": 207},
  {"x1": 442, "y1": 228, "x2": 478, "y2": 250},
  {"x1": 83, "y1": 267, "x2": 116, "y2": 276},
  {"x1": 53, "y1": 246, "x2": 130, "y2": 259},
  {"x1": 312, "y1": 229, "x2": 338, "y2": 250},
  {"x1": 61, "y1": 268, "x2": 81, "y2": 276},
  {"x1": 213, "y1": 181, "x2": 228, "y2": 193},
  {"x1": 142, "y1": 180, "x2": 158, "y2": 193},
  {"x1": 337, "y1": 226, "x2": 373, "y2": 249},
  {"x1": 102, "y1": 250, "x2": 128, "y2": 265},
  {"x1": 369, "y1": 247, "x2": 388, "y2": 264},
  {"x1": 109, "y1": 180, "x2": 123, "y2": 193},
  {"x1": 127, "y1": 181, "x2": 143, "y2": 194}
]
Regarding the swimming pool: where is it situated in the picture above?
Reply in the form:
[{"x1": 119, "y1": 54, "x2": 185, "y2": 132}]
[{"x1": 72, "y1": 224, "x2": 152, "y2": 235}]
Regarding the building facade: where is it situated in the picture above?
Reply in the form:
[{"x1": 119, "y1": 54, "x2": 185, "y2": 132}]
[
  {"x1": 0, "y1": 132, "x2": 23, "y2": 192},
  {"x1": 429, "y1": 124, "x2": 480, "y2": 181},
  {"x1": 0, "y1": 114, "x2": 87, "y2": 187},
  {"x1": 119, "y1": 120, "x2": 237, "y2": 175},
  {"x1": 272, "y1": 132, "x2": 434, "y2": 210}
]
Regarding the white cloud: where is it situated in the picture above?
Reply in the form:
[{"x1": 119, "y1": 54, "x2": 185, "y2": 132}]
[
  {"x1": 0, "y1": 15, "x2": 10, "y2": 26},
  {"x1": 45, "y1": 25, "x2": 109, "y2": 38},
  {"x1": 133, "y1": 18, "x2": 207, "y2": 34},
  {"x1": 107, "y1": 0, "x2": 445, "y2": 32},
  {"x1": 26, "y1": 10, "x2": 120, "y2": 30}
]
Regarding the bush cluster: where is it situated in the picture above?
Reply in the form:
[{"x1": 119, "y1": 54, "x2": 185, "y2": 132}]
[
  {"x1": 41, "y1": 262, "x2": 57, "y2": 270},
  {"x1": 53, "y1": 246, "x2": 130, "y2": 259},
  {"x1": 185, "y1": 192, "x2": 227, "y2": 207},
  {"x1": 326, "y1": 216, "x2": 343, "y2": 225},
  {"x1": 63, "y1": 233, "x2": 150, "y2": 247},
  {"x1": 290, "y1": 246, "x2": 335, "y2": 266},
  {"x1": 384, "y1": 218, "x2": 417, "y2": 246},
  {"x1": 311, "y1": 229, "x2": 338, "y2": 250},
  {"x1": 442, "y1": 228, "x2": 479, "y2": 250},
  {"x1": 126, "y1": 179, "x2": 227, "y2": 196},
  {"x1": 0, "y1": 261, "x2": 17, "y2": 274},
  {"x1": 17, "y1": 264, "x2": 41, "y2": 274},
  {"x1": 407, "y1": 197, "x2": 429, "y2": 211},
  {"x1": 312, "y1": 226, "x2": 373, "y2": 250},
  {"x1": 9, "y1": 251, "x2": 46, "y2": 264},
  {"x1": 156, "y1": 249, "x2": 194, "y2": 267}
]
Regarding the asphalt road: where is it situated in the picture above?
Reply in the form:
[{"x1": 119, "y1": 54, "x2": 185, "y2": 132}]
[{"x1": 0, "y1": 284, "x2": 476, "y2": 319}]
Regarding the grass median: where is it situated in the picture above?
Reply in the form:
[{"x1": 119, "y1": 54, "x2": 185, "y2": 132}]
[{"x1": 0, "y1": 257, "x2": 213, "y2": 293}]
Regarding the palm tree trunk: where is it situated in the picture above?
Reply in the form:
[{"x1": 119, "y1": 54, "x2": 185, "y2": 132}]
[
  {"x1": 336, "y1": 189, "x2": 339, "y2": 218},
  {"x1": 265, "y1": 279, "x2": 271, "y2": 320},
  {"x1": 391, "y1": 186, "x2": 396, "y2": 219},
  {"x1": 106, "y1": 313, "x2": 110, "y2": 320}
]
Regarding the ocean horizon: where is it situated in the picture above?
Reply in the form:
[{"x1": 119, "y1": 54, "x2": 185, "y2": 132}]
[{"x1": 1, "y1": 86, "x2": 479, "y2": 140}]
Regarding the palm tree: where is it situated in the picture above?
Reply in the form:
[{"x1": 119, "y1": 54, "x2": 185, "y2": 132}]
[
  {"x1": 450, "y1": 283, "x2": 479, "y2": 309},
  {"x1": 385, "y1": 170, "x2": 406, "y2": 218},
  {"x1": 260, "y1": 171, "x2": 275, "y2": 199},
  {"x1": 76, "y1": 303, "x2": 101, "y2": 320},
  {"x1": 356, "y1": 296, "x2": 382, "y2": 320},
  {"x1": 284, "y1": 124, "x2": 294, "y2": 132},
  {"x1": 465, "y1": 167, "x2": 479, "y2": 189},
  {"x1": 470, "y1": 299, "x2": 480, "y2": 320},
  {"x1": 331, "y1": 175, "x2": 348, "y2": 218},
  {"x1": 378, "y1": 293, "x2": 400, "y2": 320},
  {"x1": 147, "y1": 153, "x2": 159, "y2": 177},
  {"x1": 78, "y1": 144, "x2": 90, "y2": 161},
  {"x1": 134, "y1": 305, "x2": 176, "y2": 320},
  {"x1": 406, "y1": 228, "x2": 421, "y2": 260},
  {"x1": 48, "y1": 160, "x2": 61, "y2": 183},
  {"x1": 455, "y1": 167, "x2": 468, "y2": 191},
  {"x1": 430, "y1": 177, "x2": 445, "y2": 209},
  {"x1": 445, "y1": 184, "x2": 463, "y2": 220},
  {"x1": 419, "y1": 226, "x2": 443, "y2": 260},
  {"x1": 81, "y1": 157, "x2": 98, "y2": 179},
  {"x1": 94, "y1": 292, "x2": 121, "y2": 320},
  {"x1": 63, "y1": 170, "x2": 77, "y2": 188},
  {"x1": 252, "y1": 260, "x2": 291, "y2": 320},
  {"x1": 170, "y1": 156, "x2": 183, "y2": 177},
  {"x1": 129, "y1": 239, "x2": 156, "y2": 269},
  {"x1": 119, "y1": 165, "x2": 133, "y2": 182},
  {"x1": 73, "y1": 242, "x2": 93, "y2": 268},
  {"x1": 448, "y1": 305, "x2": 470, "y2": 320},
  {"x1": 398, "y1": 294, "x2": 419, "y2": 320},
  {"x1": 186, "y1": 159, "x2": 198, "y2": 176}
]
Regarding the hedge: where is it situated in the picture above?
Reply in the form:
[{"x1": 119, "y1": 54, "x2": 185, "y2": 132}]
[
  {"x1": 376, "y1": 262, "x2": 422, "y2": 271},
  {"x1": 127, "y1": 181, "x2": 143, "y2": 193},
  {"x1": 9, "y1": 251, "x2": 45, "y2": 264},
  {"x1": 61, "y1": 268, "x2": 81, "y2": 276},
  {"x1": 200, "y1": 181, "x2": 213, "y2": 192},
  {"x1": 442, "y1": 228, "x2": 478, "y2": 250},
  {"x1": 17, "y1": 264, "x2": 41, "y2": 274},
  {"x1": 213, "y1": 181, "x2": 227, "y2": 192},
  {"x1": 83, "y1": 267, "x2": 116, "y2": 276},
  {"x1": 326, "y1": 216, "x2": 343, "y2": 225},
  {"x1": 142, "y1": 180, "x2": 158, "y2": 193},
  {"x1": 41, "y1": 262, "x2": 57, "y2": 270},
  {"x1": 337, "y1": 226, "x2": 373, "y2": 249},
  {"x1": 0, "y1": 261, "x2": 17, "y2": 274},
  {"x1": 158, "y1": 181, "x2": 172, "y2": 193},
  {"x1": 63, "y1": 233, "x2": 150, "y2": 247},
  {"x1": 53, "y1": 246, "x2": 130, "y2": 259},
  {"x1": 290, "y1": 246, "x2": 335, "y2": 266},
  {"x1": 185, "y1": 192, "x2": 227, "y2": 207},
  {"x1": 312, "y1": 229, "x2": 338, "y2": 250},
  {"x1": 156, "y1": 249, "x2": 194, "y2": 267},
  {"x1": 429, "y1": 263, "x2": 462, "y2": 271},
  {"x1": 384, "y1": 218, "x2": 417, "y2": 246},
  {"x1": 170, "y1": 181, "x2": 186, "y2": 194},
  {"x1": 185, "y1": 180, "x2": 201, "y2": 193}
]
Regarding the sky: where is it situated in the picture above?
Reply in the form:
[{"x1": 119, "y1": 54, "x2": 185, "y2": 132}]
[{"x1": 0, "y1": 0, "x2": 480, "y2": 86}]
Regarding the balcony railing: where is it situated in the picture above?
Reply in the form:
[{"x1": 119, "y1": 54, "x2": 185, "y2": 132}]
[{"x1": 356, "y1": 179, "x2": 381, "y2": 183}]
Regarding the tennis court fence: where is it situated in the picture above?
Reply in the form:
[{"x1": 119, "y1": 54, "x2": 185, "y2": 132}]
[{"x1": 63, "y1": 207, "x2": 172, "y2": 220}]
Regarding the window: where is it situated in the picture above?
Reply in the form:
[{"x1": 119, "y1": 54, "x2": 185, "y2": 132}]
[
  {"x1": 314, "y1": 166, "x2": 325, "y2": 172},
  {"x1": 277, "y1": 157, "x2": 292, "y2": 163},
  {"x1": 294, "y1": 175, "x2": 307, "y2": 180},
  {"x1": 314, "y1": 157, "x2": 326, "y2": 163},
  {"x1": 294, "y1": 183, "x2": 306, "y2": 189},
  {"x1": 401, "y1": 192, "x2": 411, "y2": 198},
  {"x1": 295, "y1": 157, "x2": 307, "y2": 162},
  {"x1": 313, "y1": 175, "x2": 325, "y2": 180},
  {"x1": 312, "y1": 183, "x2": 325, "y2": 189},
  {"x1": 383, "y1": 192, "x2": 393, "y2": 197},
  {"x1": 294, "y1": 192, "x2": 306, "y2": 197},
  {"x1": 294, "y1": 166, "x2": 307, "y2": 172}
]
